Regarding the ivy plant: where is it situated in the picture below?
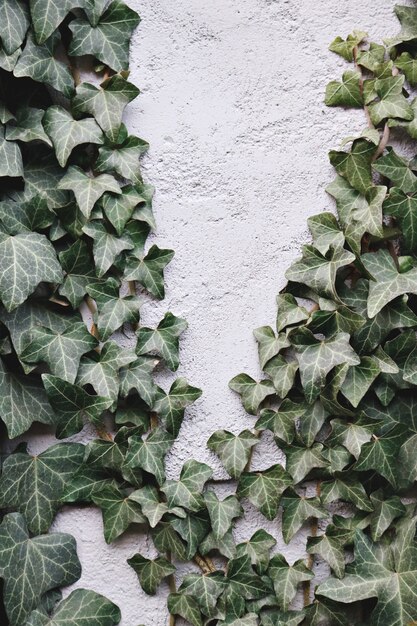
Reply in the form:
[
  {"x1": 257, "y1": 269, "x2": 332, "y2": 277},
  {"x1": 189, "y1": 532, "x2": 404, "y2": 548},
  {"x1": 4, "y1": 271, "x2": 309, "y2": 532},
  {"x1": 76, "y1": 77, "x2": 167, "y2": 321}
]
[{"x1": 1, "y1": 2, "x2": 417, "y2": 626}]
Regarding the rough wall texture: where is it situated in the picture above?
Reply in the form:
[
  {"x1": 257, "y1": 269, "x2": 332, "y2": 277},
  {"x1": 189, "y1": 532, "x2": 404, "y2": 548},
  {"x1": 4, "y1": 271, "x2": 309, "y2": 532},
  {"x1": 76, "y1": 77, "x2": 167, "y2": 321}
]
[{"x1": 32, "y1": 1, "x2": 410, "y2": 624}]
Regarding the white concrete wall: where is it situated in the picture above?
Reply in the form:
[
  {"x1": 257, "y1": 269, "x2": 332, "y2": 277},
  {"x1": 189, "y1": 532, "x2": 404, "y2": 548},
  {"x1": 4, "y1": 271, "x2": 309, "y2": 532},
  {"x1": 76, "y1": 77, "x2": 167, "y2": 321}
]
[{"x1": 45, "y1": 1, "x2": 408, "y2": 624}]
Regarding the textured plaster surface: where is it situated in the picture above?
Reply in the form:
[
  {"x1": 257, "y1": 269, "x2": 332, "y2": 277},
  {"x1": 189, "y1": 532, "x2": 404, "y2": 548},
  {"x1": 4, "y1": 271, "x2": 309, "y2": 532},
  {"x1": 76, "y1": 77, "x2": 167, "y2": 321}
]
[{"x1": 23, "y1": 1, "x2": 411, "y2": 624}]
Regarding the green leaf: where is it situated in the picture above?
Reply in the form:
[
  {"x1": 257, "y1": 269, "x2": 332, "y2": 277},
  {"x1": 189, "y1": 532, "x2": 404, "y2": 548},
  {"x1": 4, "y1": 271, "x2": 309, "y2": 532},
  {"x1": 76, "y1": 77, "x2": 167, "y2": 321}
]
[
  {"x1": 59, "y1": 240, "x2": 97, "y2": 308},
  {"x1": 87, "y1": 278, "x2": 141, "y2": 341},
  {"x1": 129, "y1": 485, "x2": 184, "y2": 528},
  {"x1": 58, "y1": 166, "x2": 121, "y2": 219},
  {"x1": 207, "y1": 429, "x2": 259, "y2": 479},
  {"x1": 0, "y1": 358, "x2": 55, "y2": 438},
  {"x1": 171, "y1": 511, "x2": 210, "y2": 560},
  {"x1": 128, "y1": 554, "x2": 175, "y2": 595},
  {"x1": 83, "y1": 221, "x2": 133, "y2": 277},
  {"x1": 0, "y1": 0, "x2": 29, "y2": 54},
  {"x1": 5, "y1": 106, "x2": 51, "y2": 146},
  {"x1": 281, "y1": 490, "x2": 328, "y2": 543},
  {"x1": 204, "y1": 491, "x2": 242, "y2": 540},
  {"x1": 21, "y1": 322, "x2": 97, "y2": 383},
  {"x1": 119, "y1": 356, "x2": 157, "y2": 407},
  {"x1": 14, "y1": 32, "x2": 74, "y2": 97},
  {"x1": 29, "y1": 0, "x2": 90, "y2": 44},
  {"x1": 317, "y1": 521, "x2": 417, "y2": 626},
  {"x1": 237, "y1": 464, "x2": 292, "y2": 520},
  {"x1": 0, "y1": 442, "x2": 83, "y2": 535},
  {"x1": 0, "y1": 127, "x2": 23, "y2": 177},
  {"x1": 96, "y1": 131, "x2": 148, "y2": 183},
  {"x1": 329, "y1": 138, "x2": 376, "y2": 194},
  {"x1": 25, "y1": 588, "x2": 121, "y2": 626},
  {"x1": 101, "y1": 183, "x2": 155, "y2": 235},
  {"x1": 227, "y1": 554, "x2": 271, "y2": 599},
  {"x1": 373, "y1": 147, "x2": 417, "y2": 193},
  {"x1": 42, "y1": 373, "x2": 112, "y2": 438},
  {"x1": 151, "y1": 522, "x2": 187, "y2": 561},
  {"x1": 263, "y1": 354, "x2": 298, "y2": 399},
  {"x1": 395, "y1": 51, "x2": 417, "y2": 85},
  {"x1": 77, "y1": 340, "x2": 136, "y2": 404},
  {"x1": 340, "y1": 356, "x2": 381, "y2": 407},
  {"x1": 0, "y1": 231, "x2": 62, "y2": 311},
  {"x1": 153, "y1": 377, "x2": 202, "y2": 436},
  {"x1": 0, "y1": 512, "x2": 81, "y2": 626},
  {"x1": 43, "y1": 106, "x2": 103, "y2": 167},
  {"x1": 283, "y1": 443, "x2": 328, "y2": 484},
  {"x1": 285, "y1": 244, "x2": 355, "y2": 302},
  {"x1": 229, "y1": 374, "x2": 275, "y2": 415},
  {"x1": 328, "y1": 417, "x2": 373, "y2": 459},
  {"x1": 69, "y1": 1, "x2": 140, "y2": 72},
  {"x1": 321, "y1": 475, "x2": 372, "y2": 512},
  {"x1": 325, "y1": 71, "x2": 363, "y2": 107},
  {"x1": 136, "y1": 312, "x2": 187, "y2": 371},
  {"x1": 62, "y1": 466, "x2": 118, "y2": 503},
  {"x1": 354, "y1": 425, "x2": 407, "y2": 488},
  {"x1": 368, "y1": 75, "x2": 414, "y2": 125},
  {"x1": 92, "y1": 485, "x2": 144, "y2": 543},
  {"x1": 256, "y1": 400, "x2": 307, "y2": 444},
  {"x1": 290, "y1": 327, "x2": 360, "y2": 403},
  {"x1": 386, "y1": 5, "x2": 417, "y2": 46},
  {"x1": 307, "y1": 527, "x2": 349, "y2": 579},
  {"x1": 73, "y1": 74, "x2": 140, "y2": 142},
  {"x1": 369, "y1": 489, "x2": 406, "y2": 542},
  {"x1": 124, "y1": 244, "x2": 174, "y2": 299},
  {"x1": 383, "y1": 187, "x2": 417, "y2": 253},
  {"x1": 236, "y1": 529, "x2": 276, "y2": 575},
  {"x1": 126, "y1": 427, "x2": 174, "y2": 485},
  {"x1": 162, "y1": 460, "x2": 213, "y2": 512},
  {"x1": 276, "y1": 293, "x2": 309, "y2": 332},
  {"x1": 329, "y1": 30, "x2": 367, "y2": 61},
  {"x1": 361, "y1": 248, "x2": 417, "y2": 318},
  {"x1": 180, "y1": 572, "x2": 226, "y2": 618},
  {"x1": 268, "y1": 554, "x2": 313, "y2": 611},
  {"x1": 168, "y1": 593, "x2": 202, "y2": 626},
  {"x1": 253, "y1": 326, "x2": 290, "y2": 369}
]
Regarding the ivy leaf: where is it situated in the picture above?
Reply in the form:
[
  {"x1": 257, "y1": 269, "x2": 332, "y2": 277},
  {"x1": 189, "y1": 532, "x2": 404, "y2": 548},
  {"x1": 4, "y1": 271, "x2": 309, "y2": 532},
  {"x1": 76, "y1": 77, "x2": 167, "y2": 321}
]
[
  {"x1": 321, "y1": 475, "x2": 372, "y2": 511},
  {"x1": 171, "y1": 511, "x2": 210, "y2": 560},
  {"x1": 340, "y1": 356, "x2": 381, "y2": 407},
  {"x1": 20, "y1": 322, "x2": 97, "y2": 383},
  {"x1": 207, "y1": 429, "x2": 259, "y2": 479},
  {"x1": 361, "y1": 249, "x2": 417, "y2": 318},
  {"x1": 25, "y1": 588, "x2": 121, "y2": 626},
  {"x1": 151, "y1": 522, "x2": 187, "y2": 561},
  {"x1": 227, "y1": 555, "x2": 271, "y2": 600},
  {"x1": 281, "y1": 490, "x2": 328, "y2": 544},
  {"x1": 162, "y1": 460, "x2": 213, "y2": 512},
  {"x1": 5, "y1": 106, "x2": 52, "y2": 146},
  {"x1": 83, "y1": 221, "x2": 133, "y2": 277},
  {"x1": 276, "y1": 293, "x2": 309, "y2": 332},
  {"x1": 0, "y1": 512, "x2": 81, "y2": 626},
  {"x1": 58, "y1": 166, "x2": 121, "y2": 219},
  {"x1": 236, "y1": 529, "x2": 276, "y2": 575},
  {"x1": 200, "y1": 527, "x2": 236, "y2": 560},
  {"x1": 285, "y1": 244, "x2": 355, "y2": 302},
  {"x1": 383, "y1": 187, "x2": 417, "y2": 253},
  {"x1": 77, "y1": 340, "x2": 136, "y2": 404},
  {"x1": 373, "y1": 147, "x2": 417, "y2": 193},
  {"x1": 69, "y1": 1, "x2": 140, "y2": 72},
  {"x1": 128, "y1": 554, "x2": 175, "y2": 595},
  {"x1": 126, "y1": 427, "x2": 174, "y2": 485},
  {"x1": 325, "y1": 71, "x2": 363, "y2": 107},
  {"x1": 283, "y1": 443, "x2": 329, "y2": 484},
  {"x1": 73, "y1": 74, "x2": 140, "y2": 142},
  {"x1": 87, "y1": 279, "x2": 141, "y2": 341},
  {"x1": 43, "y1": 106, "x2": 103, "y2": 167},
  {"x1": 168, "y1": 593, "x2": 202, "y2": 626},
  {"x1": 386, "y1": 5, "x2": 417, "y2": 46},
  {"x1": 256, "y1": 400, "x2": 307, "y2": 444},
  {"x1": 237, "y1": 465, "x2": 292, "y2": 520},
  {"x1": 268, "y1": 554, "x2": 314, "y2": 611},
  {"x1": 0, "y1": 128, "x2": 23, "y2": 177},
  {"x1": 0, "y1": 0, "x2": 29, "y2": 54},
  {"x1": 153, "y1": 378, "x2": 202, "y2": 436},
  {"x1": 0, "y1": 197, "x2": 55, "y2": 236},
  {"x1": 317, "y1": 521, "x2": 417, "y2": 625},
  {"x1": 119, "y1": 356, "x2": 158, "y2": 407},
  {"x1": 369, "y1": 489, "x2": 406, "y2": 542},
  {"x1": 92, "y1": 485, "x2": 144, "y2": 543},
  {"x1": 14, "y1": 32, "x2": 74, "y2": 98},
  {"x1": 204, "y1": 491, "x2": 242, "y2": 540},
  {"x1": 290, "y1": 328, "x2": 359, "y2": 403},
  {"x1": 328, "y1": 417, "x2": 373, "y2": 459},
  {"x1": 354, "y1": 425, "x2": 407, "y2": 488},
  {"x1": 0, "y1": 231, "x2": 62, "y2": 311},
  {"x1": 129, "y1": 485, "x2": 184, "y2": 528},
  {"x1": 329, "y1": 30, "x2": 367, "y2": 61},
  {"x1": 180, "y1": 572, "x2": 226, "y2": 618},
  {"x1": 136, "y1": 312, "x2": 187, "y2": 372},
  {"x1": 101, "y1": 183, "x2": 155, "y2": 236},
  {"x1": 124, "y1": 244, "x2": 174, "y2": 299},
  {"x1": 307, "y1": 527, "x2": 349, "y2": 579},
  {"x1": 96, "y1": 131, "x2": 148, "y2": 184},
  {"x1": 229, "y1": 374, "x2": 275, "y2": 415},
  {"x1": 0, "y1": 358, "x2": 55, "y2": 438},
  {"x1": 29, "y1": 0, "x2": 91, "y2": 44},
  {"x1": 42, "y1": 374, "x2": 112, "y2": 438},
  {"x1": 253, "y1": 326, "x2": 290, "y2": 369},
  {"x1": 59, "y1": 240, "x2": 97, "y2": 308},
  {"x1": 261, "y1": 610, "x2": 305, "y2": 626},
  {"x1": 368, "y1": 75, "x2": 414, "y2": 125},
  {"x1": 0, "y1": 442, "x2": 83, "y2": 535},
  {"x1": 329, "y1": 138, "x2": 375, "y2": 194},
  {"x1": 62, "y1": 466, "x2": 118, "y2": 504}
]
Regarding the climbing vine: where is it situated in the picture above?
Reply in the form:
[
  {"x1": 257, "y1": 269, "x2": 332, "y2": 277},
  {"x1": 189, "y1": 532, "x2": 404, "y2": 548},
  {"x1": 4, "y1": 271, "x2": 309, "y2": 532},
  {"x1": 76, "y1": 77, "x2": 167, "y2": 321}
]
[{"x1": 1, "y1": 2, "x2": 417, "y2": 626}]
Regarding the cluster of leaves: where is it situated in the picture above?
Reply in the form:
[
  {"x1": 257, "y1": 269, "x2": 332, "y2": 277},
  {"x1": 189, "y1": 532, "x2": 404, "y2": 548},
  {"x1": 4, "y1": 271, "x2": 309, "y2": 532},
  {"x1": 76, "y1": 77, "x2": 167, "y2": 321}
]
[{"x1": 2, "y1": 2, "x2": 417, "y2": 626}]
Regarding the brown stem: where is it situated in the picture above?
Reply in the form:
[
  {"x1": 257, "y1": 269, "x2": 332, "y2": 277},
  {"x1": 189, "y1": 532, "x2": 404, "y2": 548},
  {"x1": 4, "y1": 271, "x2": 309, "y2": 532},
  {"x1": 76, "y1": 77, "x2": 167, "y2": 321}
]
[
  {"x1": 96, "y1": 426, "x2": 113, "y2": 442},
  {"x1": 150, "y1": 412, "x2": 159, "y2": 429},
  {"x1": 194, "y1": 553, "x2": 211, "y2": 574},
  {"x1": 373, "y1": 123, "x2": 390, "y2": 162},
  {"x1": 353, "y1": 47, "x2": 374, "y2": 130}
]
